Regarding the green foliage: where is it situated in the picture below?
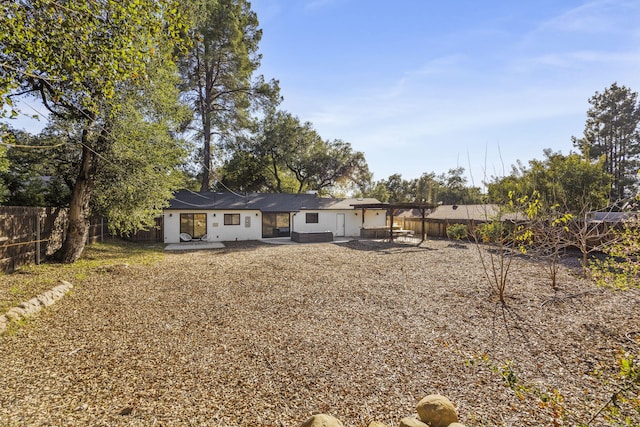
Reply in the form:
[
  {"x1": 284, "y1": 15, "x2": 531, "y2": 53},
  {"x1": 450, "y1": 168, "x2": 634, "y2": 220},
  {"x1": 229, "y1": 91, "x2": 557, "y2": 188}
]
[
  {"x1": 477, "y1": 220, "x2": 511, "y2": 244},
  {"x1": 589, "y1": 218, "x2": 640, "y2": 290},
  {"x1": 217, "y1": 150, "x2": 269, "y2": 192},
  {"x1": 1, "y1": 0, "x2": 188, "y2": 118},
  {"x1": 487, "y1": 150, "x2": 611, "y2": 214},
  {"x1": 91, "y1": 55, "x2": 190, "y2": 236},
  {"x1": 0, "y1": 142, "x2": 9, "y2": 203},
  {"x1": 487, "y1": 152, "x2": 614, "y2": 283},
  {"x1": 367, "y1": 169, "x2": 484, "y2": 204},
  {"x1": 221, "y1": 110, "x2": 369, "y2": 194},
  {"x1": 583, "y1": 348, "x2": 640, "y2": 426},
  {"x1": 573, "y1": 83, "x2": 640, "y2": 201},
  {"x1": 0, "y1": 126, "x2": 72, "y2": 207},
  {"x1": 446, "y1": 223, "x2": 467, "y2": 240},
  {"x1": 1, "y1": 0, "x2": 190, "y2": 262},
  {"x1": 437, "y1": 166, "x2": 484, "y2": 205}
]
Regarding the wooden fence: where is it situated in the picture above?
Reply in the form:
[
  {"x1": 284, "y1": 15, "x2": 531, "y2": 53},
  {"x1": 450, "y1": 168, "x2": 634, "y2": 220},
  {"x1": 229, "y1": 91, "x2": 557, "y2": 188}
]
[
  {"x1": 127, "y1": 217, "x2": 163, "y2": 243},
  {"x1": 0, "y1": 207, "x2": 164, "y2": 273},
  {"x1": 0, "y1": 207, "x2": 106, "y2": 273},
  {"x1": 397, "y1": 217, "x2": 482, "y2": 239}
]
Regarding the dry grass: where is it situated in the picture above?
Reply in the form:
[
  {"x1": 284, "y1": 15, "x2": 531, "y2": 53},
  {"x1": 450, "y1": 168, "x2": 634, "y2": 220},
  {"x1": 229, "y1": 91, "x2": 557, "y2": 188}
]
[
  {"x1": 0, "y1": 239, "x2": 638, "y2": 426},
  {"x1": 0, "y1": 241, "x2": 164, "y2": 312}
]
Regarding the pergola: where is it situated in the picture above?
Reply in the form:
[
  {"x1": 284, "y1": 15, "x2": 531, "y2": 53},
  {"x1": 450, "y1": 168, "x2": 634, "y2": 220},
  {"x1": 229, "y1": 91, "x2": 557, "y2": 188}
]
[{"x1": 352, "y1": 201, "x2": 438, "y2": 243}]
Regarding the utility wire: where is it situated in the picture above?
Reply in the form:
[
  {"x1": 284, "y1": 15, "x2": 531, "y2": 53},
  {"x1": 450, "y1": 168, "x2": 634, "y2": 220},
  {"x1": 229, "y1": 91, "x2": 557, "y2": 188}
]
[{"x1": 0, "y1": 141, "x2": 65, "y2": 149}]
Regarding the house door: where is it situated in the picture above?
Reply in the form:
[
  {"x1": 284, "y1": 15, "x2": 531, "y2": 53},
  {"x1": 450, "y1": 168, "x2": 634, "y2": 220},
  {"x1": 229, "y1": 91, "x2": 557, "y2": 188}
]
[
  {"x1": 262, "y1": 212, "x2": 291, "y2": 238},
  {"x1": 179, "y1": 213, "x2": 207, "y2": 240},
  {"x1": 336, "y1": 213, "x2": 345, "y2": 237}
]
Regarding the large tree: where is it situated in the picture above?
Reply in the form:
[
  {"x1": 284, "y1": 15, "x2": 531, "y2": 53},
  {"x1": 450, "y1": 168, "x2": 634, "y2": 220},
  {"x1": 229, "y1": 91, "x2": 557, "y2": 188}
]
[
  {"x1": 91, "y1": 59, "x2": 191, "y2": 236},
  {"x1": 573, "y1": 83, "x2": 640, "y2": 201},
  {"x1": 218, "y1": 110, "x2": 369, "y2": 195},
  {"x1": 436, "y1": 167, "x2": 484, "y2": 205},
  {"x1": 179, "y1": 0, "x2": 279, "y2": 192},
  {"x1": 0, "y1": 0, "x2": 188, "y2": 262},
  {"x1": 369, "y1": 168, "x2": 483, "y2": 204}
]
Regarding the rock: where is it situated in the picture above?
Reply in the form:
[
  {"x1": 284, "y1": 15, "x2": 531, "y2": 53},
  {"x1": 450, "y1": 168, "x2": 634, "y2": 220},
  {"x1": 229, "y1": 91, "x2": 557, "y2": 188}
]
[
  {"x1": 0, "y1": 280, "x2": 73, "y2": 334},
  {"x1": 299, "y1": 414, "x2": 344, "y2": 427},
  {"x1": 0, "y1": 315, "x2": 7, "y2": 334},
  {"x1": 416, "y1": 395, "x2": 458, "y2": 427},
  {"x1": 28, "y1": 297, "x2": 44, "y2": 307},
  {"x1": 368, "y1": 422, "x2": 389, "y2": 427},
  {"x1": 37, "y1": 294, "x2": 55, "y2": 307},
  {"x1": 18, "y1": 299, "x2": 39, "y2": 312},
  {"x1": 5, "y1": 307, "x2": 26, "y2": 320},
  {"x1": 447, "y1": 424, "x2": 467, "y2": 427},
  {"x1": 50, "y1": 289, "x2": 64, "y2": 300},
  {"x1": 399, "y1": 417, "x2": 429, "y2": 427}
]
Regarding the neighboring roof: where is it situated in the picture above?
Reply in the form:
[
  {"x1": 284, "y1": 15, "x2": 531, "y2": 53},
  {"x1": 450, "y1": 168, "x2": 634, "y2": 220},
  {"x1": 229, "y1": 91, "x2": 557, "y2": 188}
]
[
  {"x1": 314, "y1": 197, "x2": 382, "y2": 210},
  {"x1": 425, "y1": 204, "x2": 521, "y2": 221},
  {"x1": 588, "y1": 211, "x2": 639, "y2": 223},
  {"x1": 394, "y1": 208, "x2": 432, "y2": 218},
  {"x1": 166, "y1": 191, "x2": 383, "y2": 212}
]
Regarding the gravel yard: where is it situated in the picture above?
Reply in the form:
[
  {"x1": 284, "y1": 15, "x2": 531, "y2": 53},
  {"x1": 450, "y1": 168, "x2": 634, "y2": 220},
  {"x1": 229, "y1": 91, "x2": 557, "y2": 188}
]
[{"x1": 1, "y1": 239, "x2": 638, "y2": 426}]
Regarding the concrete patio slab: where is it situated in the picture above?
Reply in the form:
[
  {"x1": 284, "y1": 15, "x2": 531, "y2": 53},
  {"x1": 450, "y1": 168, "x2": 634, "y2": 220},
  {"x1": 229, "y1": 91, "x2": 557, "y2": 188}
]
[{"x1": 164, "y1": 242, "x2": 225, "y2": 251}]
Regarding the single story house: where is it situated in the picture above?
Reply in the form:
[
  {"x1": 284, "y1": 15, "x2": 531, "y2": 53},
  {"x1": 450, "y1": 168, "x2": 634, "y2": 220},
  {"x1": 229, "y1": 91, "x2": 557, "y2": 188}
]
[{"x1": 163, "y1": 190, "x2": 386, "y2": 243}]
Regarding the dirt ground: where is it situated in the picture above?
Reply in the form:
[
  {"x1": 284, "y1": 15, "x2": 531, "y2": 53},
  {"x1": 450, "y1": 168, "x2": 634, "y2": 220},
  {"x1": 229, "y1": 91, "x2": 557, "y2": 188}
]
[{"x1": 0, "y1": 239, "x2": 638, "y2": 426}]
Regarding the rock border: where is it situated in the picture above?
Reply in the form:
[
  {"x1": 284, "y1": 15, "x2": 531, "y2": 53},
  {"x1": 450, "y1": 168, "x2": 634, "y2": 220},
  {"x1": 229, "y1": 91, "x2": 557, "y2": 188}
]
[
  {"x1": 0, "y1": 280, "x2": 73, "y2": 335},
  {"x1": 299, "y1": 394, "x2": 465, "y2": 427}
]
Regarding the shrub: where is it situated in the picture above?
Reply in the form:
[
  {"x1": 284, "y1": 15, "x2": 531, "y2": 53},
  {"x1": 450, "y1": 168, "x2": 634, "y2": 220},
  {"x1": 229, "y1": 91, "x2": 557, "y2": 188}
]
[
  {"x1": 589, "y1": 218, "x2": 640, "y2": 290},
  {"x1": 446, "y1": 223, "x2": 467, "y2": 240},
  {"x1": 477, "y1": 220, "x2": 511, "y2": 244}
]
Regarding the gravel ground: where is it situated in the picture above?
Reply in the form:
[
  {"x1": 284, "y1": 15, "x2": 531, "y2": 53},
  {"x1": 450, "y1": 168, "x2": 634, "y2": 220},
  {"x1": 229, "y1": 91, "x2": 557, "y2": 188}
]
[{"x1": 0, "y1": 239, "x2": 638, "y2": 427}]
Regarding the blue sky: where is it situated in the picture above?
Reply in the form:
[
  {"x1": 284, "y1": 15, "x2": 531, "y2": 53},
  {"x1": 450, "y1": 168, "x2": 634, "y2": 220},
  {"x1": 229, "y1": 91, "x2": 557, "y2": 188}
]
[{"x1": 252, "y1": 0, "x2": 640, "y2": 186}]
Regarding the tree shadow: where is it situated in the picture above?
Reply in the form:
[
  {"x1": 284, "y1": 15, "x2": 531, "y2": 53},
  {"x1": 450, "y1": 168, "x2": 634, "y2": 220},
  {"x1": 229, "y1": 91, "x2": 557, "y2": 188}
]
[{"x1": 335, "y1": 239, "x2": 438, "y2": 255}]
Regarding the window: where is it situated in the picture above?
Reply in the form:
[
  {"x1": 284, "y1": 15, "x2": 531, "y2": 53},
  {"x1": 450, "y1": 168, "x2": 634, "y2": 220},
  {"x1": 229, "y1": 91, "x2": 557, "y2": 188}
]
[
  {"x1": 180, "y1": 213, "x2": 207, "y2": 238},
  {"x1": 224, "y1": 213, "x2": 240, "y2": 225},
  {"x1": 306, "y1": 212, "x2": 319, "y2": 223}
]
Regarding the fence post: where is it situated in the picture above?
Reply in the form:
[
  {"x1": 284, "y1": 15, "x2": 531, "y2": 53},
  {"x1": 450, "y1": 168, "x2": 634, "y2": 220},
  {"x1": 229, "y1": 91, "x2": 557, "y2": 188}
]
[
  {"x1": 35, "y1": 213, "x2": 41, "y2": 265},
  {"x1": 101, "y1": 217, "x2": 104, "y2": 242}
]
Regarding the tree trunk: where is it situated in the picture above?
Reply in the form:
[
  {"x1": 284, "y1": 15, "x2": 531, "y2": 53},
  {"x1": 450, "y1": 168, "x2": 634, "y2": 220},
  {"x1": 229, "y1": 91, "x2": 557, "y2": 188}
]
[
  {"x1": 200, "y1": 120, "x2": 211, "y2": 192},
  {"x1": 56, "y1": 128, "x2": 97, "y2": 263},
  {"x1": 199, "y1": 56, "x2": 213, "y2": 193}
]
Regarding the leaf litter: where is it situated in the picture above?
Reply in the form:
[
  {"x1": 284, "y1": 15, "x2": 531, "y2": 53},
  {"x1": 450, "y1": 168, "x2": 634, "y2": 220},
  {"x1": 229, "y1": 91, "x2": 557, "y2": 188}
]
[{"x1": 0, "y1": 239, "x2": 638, "y2": 426}]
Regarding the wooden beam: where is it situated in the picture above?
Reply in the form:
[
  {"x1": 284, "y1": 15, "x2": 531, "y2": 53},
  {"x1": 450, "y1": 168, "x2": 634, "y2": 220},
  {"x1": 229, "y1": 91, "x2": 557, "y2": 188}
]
[
  {"x1": 389, "y1": 209, "x2": 395, "y2": 242},
  {"x1": 421, "y1": 208, "x2": 426, "y2": 243}
]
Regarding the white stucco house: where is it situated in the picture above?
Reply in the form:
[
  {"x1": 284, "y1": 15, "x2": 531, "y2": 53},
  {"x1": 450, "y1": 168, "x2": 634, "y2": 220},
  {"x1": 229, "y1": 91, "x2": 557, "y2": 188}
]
[{"x1": 163, "y1": 190, "x2": 386, "y2": 243}]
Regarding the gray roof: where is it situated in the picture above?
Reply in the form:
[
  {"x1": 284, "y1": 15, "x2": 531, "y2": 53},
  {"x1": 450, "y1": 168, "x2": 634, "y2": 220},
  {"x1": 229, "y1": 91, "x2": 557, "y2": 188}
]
[
  {"x1": 166, "y1": 191, "x2": 382, "y2": 212},
  {"x1": 425, "y1": 204, "x2": 521, "y2": 221},
  {"x1": 588, "y1": 211, "x2": 638, "y2": 223}
]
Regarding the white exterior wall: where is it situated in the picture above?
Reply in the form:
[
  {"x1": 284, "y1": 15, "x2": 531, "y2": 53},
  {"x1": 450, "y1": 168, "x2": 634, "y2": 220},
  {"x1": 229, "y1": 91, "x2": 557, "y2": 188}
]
[
  {"x1": 362, "y1": 208, "x2": 387, "y2": 229},
  {"x1": 292, "y1": 209, "x2": 386, "y2": 237},
  {"x1": 164, "y1": 210, "x2": 262, "y2": 243}
]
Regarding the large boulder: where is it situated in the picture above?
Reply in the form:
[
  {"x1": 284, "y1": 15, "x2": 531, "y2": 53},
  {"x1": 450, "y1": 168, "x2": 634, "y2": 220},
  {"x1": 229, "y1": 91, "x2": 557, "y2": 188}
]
[
  {"x1": 299, "y1": 414, "x2": 344, "y2": 427},
  {"x1": 399, "y1": 417, "x2": 429, "y2": 427},
  {"x1": 416, "y1": 395, "x2": 458, "y2": 427}
]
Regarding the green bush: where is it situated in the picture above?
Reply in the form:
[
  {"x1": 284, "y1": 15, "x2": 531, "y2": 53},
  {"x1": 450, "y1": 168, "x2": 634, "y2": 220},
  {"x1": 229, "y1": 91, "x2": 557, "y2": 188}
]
[
  {"x1": 446, "y1": 223, "x2": 467, "y2": 240},
  {"x1": 589, "y1": 219, "x2": 640, "y2": 290},
  {"x1": 477, "y1": 220, "x2": 511, "y2": 244}
]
